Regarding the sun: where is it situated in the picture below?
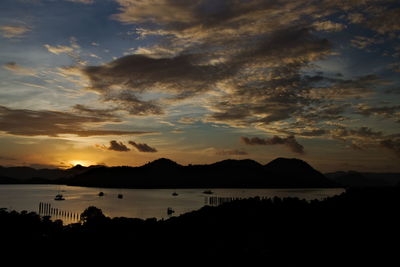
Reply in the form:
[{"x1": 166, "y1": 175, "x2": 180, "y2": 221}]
[{"x1": 69, "y1": 160, "x2": 93, "y2": 167}]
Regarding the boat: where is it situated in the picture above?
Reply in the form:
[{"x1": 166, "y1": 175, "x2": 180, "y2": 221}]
[
  {"x1": 167, "y1": 207, "x2": 175, "y2": 215},
  {"x1": 203, "y1": 190, "x2": 214, "y2": 195},
  {"x1": 172, "y1": 192, "x2": 178, "y2": 196},
  {"x1": 117, "y1": 194, "x2": 123, "y2": 199},
  {"x1": 98, "y1": 192, "x2": 104, "y2": 197},
  {"x1": 54, "y1": 194, "x2": 65, "y2": 201}
]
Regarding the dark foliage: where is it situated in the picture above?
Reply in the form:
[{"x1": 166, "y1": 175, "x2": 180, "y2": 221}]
[{"x1": 1, "y1": 188, "x2": 399, "y2": 265}]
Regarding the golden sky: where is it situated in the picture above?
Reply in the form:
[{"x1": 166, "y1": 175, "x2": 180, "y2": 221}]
[{"x1": 0, "y1": 0, "x2": 400, "y2": 172}]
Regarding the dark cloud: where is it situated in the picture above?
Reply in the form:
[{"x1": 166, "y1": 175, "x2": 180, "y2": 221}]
[
  {"x1": 380, "y1": 139, "x2": 400, "y2": 157},
  {"x1": 355, "y1": 104, "x2": 400, "y2": 119},
  {"x1": 129, "y1": 141, "x2": 157, "y2": 152},
  {"x1": 102, "y1": 91, "x2": 163, "y2": 116},
  {"x1": 57, "y1": 0, "x2": 398, "y2": 155},
  {"x1": 308, "y1": 75, "x2": 382, "y2": 100},
  {"x1": 81, "y1": 54, "x2": 233, "y2": 115},
  {"x1": 215, "y1": 149, "x2": 248, "y2": 156},
  {"x1": 349, "y1": 142, "x2": 365, "y2": 151},
  {"x1": 296, "y1": 129, "x2": 327, "y2": 137},
  {"x1": 241, "y1": 135, "x2": 304, "y2": 154},
  {"x1": 331, "y1": 127, "x2": 383, "y2": 140},
  {"x1": 0, "y1": 105, "x2": 154, "y2": 137},
  {"x1": 384, "y1": 87, "x2": 400, "y2": 94},
  {"x1": 367, "y1": 8, "x2": 400, "y2": 35},
  {"x1": 330, "y1": 126, "x2": 400, "y2": 156},
  {"x1": 108, "y1": 140, "x2": 130, "y2": 152},
  {"x1": 0, "y1": 156, "x2": 16, "y2": 161},
  {"x1": 73, "y1": 104, "x2": 120, "y2": 121}
]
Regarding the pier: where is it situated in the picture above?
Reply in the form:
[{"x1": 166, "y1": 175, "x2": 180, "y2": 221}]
[
  {"x1": 205, "y1": 196, "x2": 270, "y2": 206},
  {"x1": 38, "y1": 202, "x2": 80, "y2": 223}
]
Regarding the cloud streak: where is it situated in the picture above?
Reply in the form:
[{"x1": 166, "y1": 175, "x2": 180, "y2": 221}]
[
  {"x1": 108, "y1": 140, "x2": 130, "y2": 152},
  {"x1": 3, "y1": 62, "x2": 36, "y2": 76},
  {"x1": 0, "y1": 105, "x2": 154, "y2": 137},
  {"x1": 215, "y1": 149, "x2": 248, "y2": 156},
  {"x1": 129, "y1": 141, "x2": 157, "y2": 152},
  {"x1": 241, "y1": 136, "x2": 305, "y2": 154},
  {"x1": 0, "y1": 25, "x2": 31, "y2": 38}
]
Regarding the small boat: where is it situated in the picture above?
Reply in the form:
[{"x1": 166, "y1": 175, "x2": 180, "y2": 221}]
[
  {"x1": 203, "y1": 190, "x2": 214, "y2": 195},
  {"x1": 167, "y1": 207, "x2": 175, "y2": 215},
  {"x1": 98, "y1": 192, "x2": 105, "y2": 197},
  {"x1": 117, "y1": 194, "x2": 123, "y2": 199},
  {"x1": 172, "y1": 192, "x2": 178, "y2": 196},
  {"x1": 54, "y1": 194, "x2": 65, "y2": 201}
]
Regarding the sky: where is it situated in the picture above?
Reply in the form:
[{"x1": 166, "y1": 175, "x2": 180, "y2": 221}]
[{"x1": 0, "y1": 0, "x2": 399, "y2": 172}]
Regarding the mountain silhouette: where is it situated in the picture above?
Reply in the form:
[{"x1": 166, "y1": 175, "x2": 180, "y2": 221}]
[
  {"x1": 210, "y1": 159, "x2": 263, "y2": 169},
  {"x1": 263, "y1": 158, "x2": 333, "y2": 187},
  {"x1": 143, "y1": 158, "x2": 182, "y2": 169},
  {"x1": 64, "y1": 157, "x2": 337, "y2": 188},
  {"x1": 0, "y1": 164, "x2": 103, "y2": 183},
  {"x1": 0, "y1": 175, "x2": 19, "y2": 184}
]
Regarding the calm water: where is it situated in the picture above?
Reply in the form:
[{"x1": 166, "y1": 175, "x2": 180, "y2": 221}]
[{"x1": 0, "y1": 185, "x2": 344, "y2": 224}]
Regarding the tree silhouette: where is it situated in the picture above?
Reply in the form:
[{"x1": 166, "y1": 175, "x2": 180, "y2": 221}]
[{"x1": 80, "y1": 206, "x2": 105, "y2": 225}]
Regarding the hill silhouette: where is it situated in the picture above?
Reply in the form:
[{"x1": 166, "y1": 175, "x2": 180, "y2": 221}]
[
  {"x1": 0, "y1": 164, "x2": 103, "y2": 183},
  {"x1": 64, "y1": 157, "x2": 337, "y2": 188}
]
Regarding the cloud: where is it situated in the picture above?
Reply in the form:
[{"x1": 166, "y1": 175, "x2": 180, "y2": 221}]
[
  {"x1": 355, "y1": 104, "x2": 400, "y2": 119},
  {"x1": 0, "y1": 25, "x2": 31, "y2": 38},
  {"x1": 101, "y1": 90, "x2": 163, "y2": 116},
  {"x1": 0, "y1": 156, "x2": 16, "y2": 161},
  {"x1": 351, "y1": 36, "x2": 381, "y2": 49},
  {"x1": 215, "y1": 149, "x2": 248, "y2": 156},
  {"x1": 328, "y1": 126, "x2": 400, "y2": 155},
  {"x1": 83, "y1": 1, "x2": 335, "y2": 121},
  {"x1": 241, "y1": 135, "x2": 304, "y2": 154},
  {"x1": 128, "y1": 141, "x2": 157, "y2": 152},
  {"x1": 331, "y1": 127, "x2": 383, "y2": 140},
  {"x1": 80, "y1": 53, "x2": 233, "y2": 115},
  {"x1": 380, "y1": 139, "x2": 400, "y2": 157},
  {"x1": 177, "y1": 117, "x2": 200, "y2": 124},
  {"x1": 307, "y1": 75, "x2": 382, "y2": 100},
  {"x1": 44, "y1": 37, "x2": 84, "y2": 65},
  {"x1": 0, "y1": 105, "x2": 154, "y2": 137},
  {"x1": 312, "y1": 20, "x2": 346, "y2": 32},
  {"x1": 53, "y1": 0, "x2": 397, "y2": 148},
  {"x1": 65, "y1": 0, "x2": 94, "y2": 4},
  {"x1": 73, "y1": 104, "x2": 120, "y2": 121},
  {"x1": 3, "y1": 62, "x2": 36, "y2": 76},
  {"x1": 44, "y1": 44, "x2": 74, "y2": 55},
  {"x1": 347, "y1": 13, "x2": 365, "y2": 24},
  {"x1": 367, "y1": 8, "x2": 400, "y2": 35},
  {"x1": 108, "y1": 140, "x2": 130, "y2": 152},
  {"x1": 384, "y1": 87, "x2": 400, "y2": 94}
]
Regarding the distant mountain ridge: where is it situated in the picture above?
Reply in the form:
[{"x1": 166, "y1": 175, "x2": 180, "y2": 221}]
[
  {"x1": 326, "y1": 171, "x2": 400, "y2": 187},
  {"x1": 4, "y1": 158, "x2": 399, "y2": 188},
  {"x1": 0, "y1": 164, "x2": 103, "y2": 183},
  {"x1": 63, "y1": 157, "x2": 337, "y2": 188}
]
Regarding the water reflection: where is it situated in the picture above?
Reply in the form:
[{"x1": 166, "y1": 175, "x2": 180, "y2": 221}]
[{"x1": 0, "y1": 185, "x2": 344, "y2": 223}]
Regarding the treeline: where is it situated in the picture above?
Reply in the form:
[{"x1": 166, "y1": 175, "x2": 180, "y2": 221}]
[{"x1": 1, "y1": 187, "x2": 399, "y2": 265}]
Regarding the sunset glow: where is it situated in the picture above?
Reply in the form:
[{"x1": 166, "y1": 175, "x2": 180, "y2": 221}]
[{"x1": 0, "y1": 0, "x2": 399, "y2": 172}]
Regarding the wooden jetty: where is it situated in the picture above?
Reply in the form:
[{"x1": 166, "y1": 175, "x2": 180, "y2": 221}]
[{"x1": 38, "y1": 202, "x2": 80, "y2": 223}]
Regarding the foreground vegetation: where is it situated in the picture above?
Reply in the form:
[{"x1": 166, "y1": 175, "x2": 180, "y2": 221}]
[{"x1": 1, "y1": 187, "x2": 399, "y2": 265}]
